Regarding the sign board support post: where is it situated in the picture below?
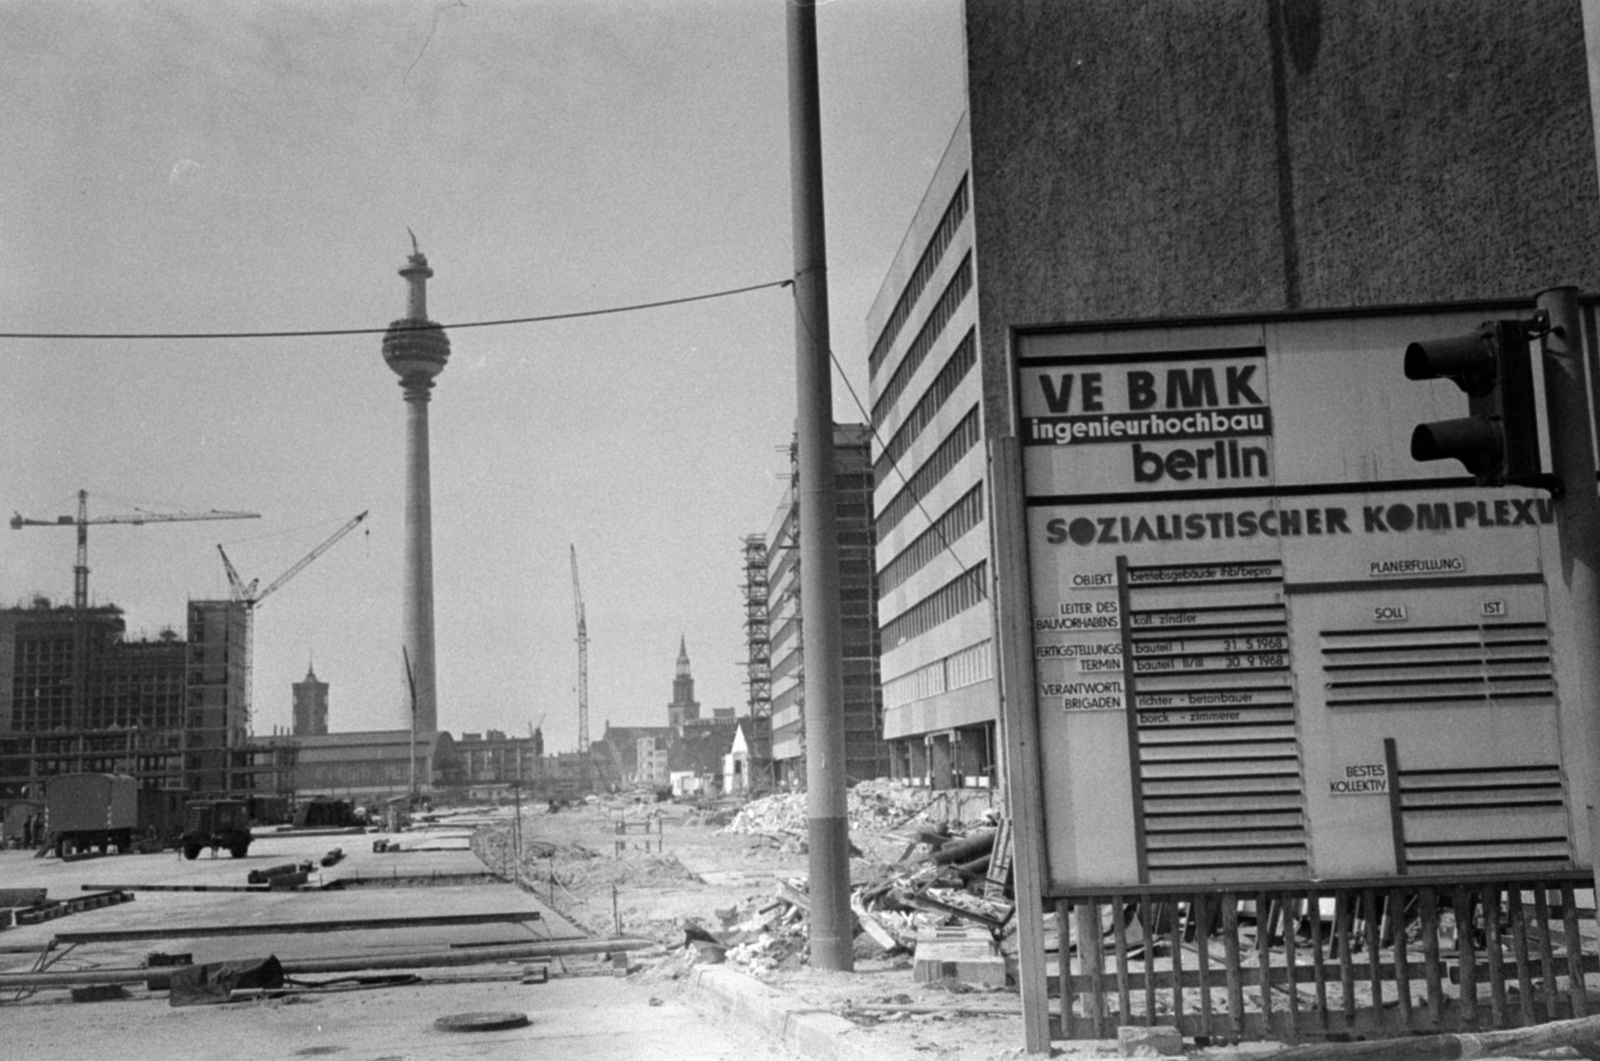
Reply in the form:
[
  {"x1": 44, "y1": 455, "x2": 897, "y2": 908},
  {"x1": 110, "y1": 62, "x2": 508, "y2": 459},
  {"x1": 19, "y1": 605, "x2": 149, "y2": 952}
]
[
  {"x1": 1536, "y1": 286, "x2": 1600, "y2": 886},
  {"x1": 990, "y1": 436, "x2": 1054, "y2": 1054}
]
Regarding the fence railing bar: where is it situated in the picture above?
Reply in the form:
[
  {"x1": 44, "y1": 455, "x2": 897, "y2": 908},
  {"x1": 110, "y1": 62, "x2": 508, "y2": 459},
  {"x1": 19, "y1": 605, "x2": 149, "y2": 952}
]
[
  {"x1": 1337, "y1": 890, "x2": 1357, "y2": 1023},
  {"x1": 1079, "y1": 900, "x2": 1108, "y2": 1038},
  {"x1": 1308, "y1": 889, "x2": 1329, "y2": 1031},
  {"x1": 1487, "y1": 885, "x2": 1508, "y2": 1027},
  {"x1": 1143, "y1": 901, "x2": 1158, "y2": 1027},
  {"x1": 1284, "y1": 893, "x2": 1299, "y2": 1040},
  {"x1": 1421, "y1": 887, "x2": 1443, "y2": 1025},
  {"x1": 1257, "y1": 891, "x2": 1274, "y2": 1033},
  {"x1": 1223, "y1": 893, "x2": 1244, "y2": 1037},
  {"x1": 1364, "y1": 888, "x2": 1383, "y2": 1014},
  {"x1": 1391, "y1": 886, "x2": 1412, "y2": 1028},
  {"x1": 1058, "y1": 899, "x2": 1077, "y2": 1040},
  {"x1": 1169, "y1": 897, "x2": 1185, "y2": 1032},
  {"x1": 1112, "y1": 894, "x2": 1130, "y2": 1024},
  {"x1": 1509, "y1": 887, "x2": 1535, "y2": 1026},
  {"x1": 1194, "y1": 893, "x2": 1215, "y2": 1038},
  {"x1": 1534, "y1": 888, "x2": 1558, "y2": 1021},
  {"x1": 1562, "y1": 883, "x2": 1586, "y2": 1018},
  {"x1": 1456, "y1": 884, "x2": 1479, "y2": 1031}
]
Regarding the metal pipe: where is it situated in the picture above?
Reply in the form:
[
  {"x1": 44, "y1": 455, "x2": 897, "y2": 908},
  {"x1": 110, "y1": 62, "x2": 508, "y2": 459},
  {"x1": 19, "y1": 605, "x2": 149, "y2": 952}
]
[
  {"x1": 786, "y1": 0, "x2": 852, "y2": 973},
  {"x1": 0, "y1": 938, "x2": 657, "y2": 991}
]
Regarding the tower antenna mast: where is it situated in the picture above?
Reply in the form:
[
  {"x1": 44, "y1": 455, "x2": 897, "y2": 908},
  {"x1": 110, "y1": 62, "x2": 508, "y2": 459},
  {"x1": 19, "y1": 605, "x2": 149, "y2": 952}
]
[{"x1": 570, "y1": 545, "x2": 589, "y2": 754}]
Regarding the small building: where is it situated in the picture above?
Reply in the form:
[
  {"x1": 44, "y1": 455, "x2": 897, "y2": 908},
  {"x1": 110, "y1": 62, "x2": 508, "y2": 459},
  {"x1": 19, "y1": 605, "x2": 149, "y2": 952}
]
[{"x1": 288, "y1": 729, "x2": 455, "y2": 802}]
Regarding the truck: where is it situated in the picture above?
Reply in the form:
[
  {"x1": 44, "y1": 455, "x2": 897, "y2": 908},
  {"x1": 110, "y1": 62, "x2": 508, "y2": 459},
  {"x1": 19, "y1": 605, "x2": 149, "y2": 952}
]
[
  {"x1": 45, "y1": 773, "x2": 138, "y2": 857},
  {"x1": 181, "y1": 799, "x2": 253, "y2": 860}
]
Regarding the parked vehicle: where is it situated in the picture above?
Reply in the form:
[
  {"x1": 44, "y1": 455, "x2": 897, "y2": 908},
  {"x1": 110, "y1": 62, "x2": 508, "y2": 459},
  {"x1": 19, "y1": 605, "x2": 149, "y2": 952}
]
[
  {"x1": 45, "y1": 773, "x2": 137, "y2": 857},
  {"x1": 181, "y1": 799, "x2": 253, "y2": 859}
]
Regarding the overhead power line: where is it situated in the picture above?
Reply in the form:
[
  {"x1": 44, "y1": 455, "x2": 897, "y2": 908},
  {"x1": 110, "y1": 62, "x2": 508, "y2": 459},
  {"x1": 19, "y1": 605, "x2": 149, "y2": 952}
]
[{"x1": 0, "y1": 278, "x2": 794, "y2": 341}]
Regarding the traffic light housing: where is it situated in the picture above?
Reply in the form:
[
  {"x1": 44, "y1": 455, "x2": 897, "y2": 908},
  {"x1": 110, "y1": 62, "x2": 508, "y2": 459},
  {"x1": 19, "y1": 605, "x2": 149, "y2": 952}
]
[{"x1": 1404, "y1": 319, "x2": 1540, "y2": 487}]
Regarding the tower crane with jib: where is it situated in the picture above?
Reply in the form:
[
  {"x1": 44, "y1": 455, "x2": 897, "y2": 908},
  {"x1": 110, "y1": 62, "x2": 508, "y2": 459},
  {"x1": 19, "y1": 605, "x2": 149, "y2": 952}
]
[
  {"x1": 10, "y1": 489, "x2": 260, "y2": 729},
  {"x1": 217, "y1": 511, "x2": 369, "y2": 732},
  {"x1": 570, "y1": 545, "x2": 590, "y2": 755}
]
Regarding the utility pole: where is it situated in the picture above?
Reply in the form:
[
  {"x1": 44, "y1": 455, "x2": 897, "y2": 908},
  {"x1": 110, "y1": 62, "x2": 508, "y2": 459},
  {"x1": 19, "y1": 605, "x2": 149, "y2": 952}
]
[
  {"x1": 1535, "y1": 287, "x2": 1600, "y2": 890},
  {"x1": 787, "y1": 0, "x2": 852, "y2": 972}
]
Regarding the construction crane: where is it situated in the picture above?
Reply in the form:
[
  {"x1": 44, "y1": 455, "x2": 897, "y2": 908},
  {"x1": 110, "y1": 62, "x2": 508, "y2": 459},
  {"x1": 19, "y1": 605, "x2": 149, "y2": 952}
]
[
  {"x1": 10, "y1": 489, "x2": 260, "y2": 727},
  {"x1": 570, "y1": 545, "x2": 590, "y2": 754},
  {"x1": 218, "y1": 511, "x2": 369, "y2": 735},
  {"x1": 219, "y1": 511, "x2": 368, "y2": 610}
]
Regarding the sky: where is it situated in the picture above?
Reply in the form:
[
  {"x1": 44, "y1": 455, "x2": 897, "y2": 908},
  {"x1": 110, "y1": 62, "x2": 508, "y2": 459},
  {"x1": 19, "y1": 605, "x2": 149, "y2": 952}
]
[{"x1": 0, "y1": 0, "x2": 968, "y2": 752}]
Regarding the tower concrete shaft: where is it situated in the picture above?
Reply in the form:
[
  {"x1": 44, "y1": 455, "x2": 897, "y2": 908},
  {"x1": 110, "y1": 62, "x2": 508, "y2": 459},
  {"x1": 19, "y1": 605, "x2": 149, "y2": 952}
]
[{"x1": 383, "y1": 245, "x2": 450, "y2": 735}]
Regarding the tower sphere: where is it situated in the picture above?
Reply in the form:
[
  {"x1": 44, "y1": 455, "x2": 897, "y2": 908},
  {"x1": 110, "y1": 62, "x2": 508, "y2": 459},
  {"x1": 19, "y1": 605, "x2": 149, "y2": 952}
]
[{"x1": 382, "y1": 250, "x2": 451, "y2": 384}]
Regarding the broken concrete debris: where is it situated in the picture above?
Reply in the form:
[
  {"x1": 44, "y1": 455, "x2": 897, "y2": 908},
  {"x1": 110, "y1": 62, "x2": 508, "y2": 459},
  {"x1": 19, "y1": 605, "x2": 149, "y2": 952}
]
[{"x1": 674, "y1": 784, "x2": 1016, "y2": 980}]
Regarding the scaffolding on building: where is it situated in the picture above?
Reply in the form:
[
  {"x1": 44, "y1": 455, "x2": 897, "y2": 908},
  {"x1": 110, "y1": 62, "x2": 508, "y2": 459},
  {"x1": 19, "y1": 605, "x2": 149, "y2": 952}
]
[{"x1": 740, "y1": 534, "x2": 775, "y2": 792}]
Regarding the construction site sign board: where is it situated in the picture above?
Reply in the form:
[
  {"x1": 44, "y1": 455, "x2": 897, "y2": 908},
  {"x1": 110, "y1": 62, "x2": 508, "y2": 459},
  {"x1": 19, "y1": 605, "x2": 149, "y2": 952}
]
[{"x1": 1011, "y1": 307, "x2": 1592, "y2": 891}]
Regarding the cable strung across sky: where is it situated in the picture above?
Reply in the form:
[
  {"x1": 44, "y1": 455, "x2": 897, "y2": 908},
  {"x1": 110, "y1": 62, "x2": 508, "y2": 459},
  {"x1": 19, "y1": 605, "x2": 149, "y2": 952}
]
[{"x1": 0, "y1": 278, "x2": 794, "y2": 341}]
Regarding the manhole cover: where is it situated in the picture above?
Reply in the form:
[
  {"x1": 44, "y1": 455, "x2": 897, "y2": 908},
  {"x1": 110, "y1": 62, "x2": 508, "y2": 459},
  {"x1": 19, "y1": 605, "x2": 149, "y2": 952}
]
[{"x1": 433, "y1": 1011, "x2": 531, "y2": 1033}]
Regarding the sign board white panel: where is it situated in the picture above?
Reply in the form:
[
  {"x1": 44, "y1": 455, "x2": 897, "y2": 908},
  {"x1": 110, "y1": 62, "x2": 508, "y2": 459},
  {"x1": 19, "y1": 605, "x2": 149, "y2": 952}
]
[{"x1": 1014, "y1": 308, "x2": 1583, "y2": 891}]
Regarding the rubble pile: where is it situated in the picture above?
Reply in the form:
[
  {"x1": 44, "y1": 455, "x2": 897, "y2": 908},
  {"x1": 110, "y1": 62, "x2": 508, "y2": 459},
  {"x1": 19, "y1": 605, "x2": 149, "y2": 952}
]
[
  {"x1": 689, "y1": 815, "x2": 1017, "y2": 978},
  {"x1": 721, "y1": 778, "x2": 933, "y2": 838}
]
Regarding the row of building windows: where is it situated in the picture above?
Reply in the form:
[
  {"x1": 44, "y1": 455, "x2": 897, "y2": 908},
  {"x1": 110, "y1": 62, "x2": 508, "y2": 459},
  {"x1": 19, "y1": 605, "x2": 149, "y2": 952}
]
[
  {"x1": 868, "y1": 178, "x2": 969, "y2": 380},
  {"x1": 881, "y1": 639, "x2": 993, "y2": 710},
  {"x1": 875, "y1": 406, "x2": 981, "y2": 539},
  {"x1": 878, "y1": 484, "x2": 985, "y2": 596},
  {"x1": 872, "y1": 254, "x2": 972, "y2": 429},
  {"x1": 881, "y1": 561, "x2": 988, "y2": 652},
  {"x1": 875, "y1": 329, "x2": 976, "y2": 489}
]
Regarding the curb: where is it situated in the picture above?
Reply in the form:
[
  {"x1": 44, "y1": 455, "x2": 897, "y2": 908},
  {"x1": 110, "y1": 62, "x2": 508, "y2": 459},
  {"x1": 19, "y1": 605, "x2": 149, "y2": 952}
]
[{"x1": 687, "y1": 965, "x2": 872, "y2": 1061}]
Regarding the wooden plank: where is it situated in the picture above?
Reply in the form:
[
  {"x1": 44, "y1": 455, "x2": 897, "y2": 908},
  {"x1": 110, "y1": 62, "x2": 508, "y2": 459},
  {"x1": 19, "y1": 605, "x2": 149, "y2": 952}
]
[
  {"x1": 1364, "y1": 888, "x2": 1383, "y2": 1015},
  {"x1": 1193, "y1": 893, "x2": 1215, "y2": 1038},
  {"x1": 1563, "y1": 883, "x2": 1587, "y2": 1018},
  {"x1": 1308, "y1": 888, "x2": 1329, "y2": 1031},
  {"x1": 1142, "y1": 900, "x2": 1157, "y2": 1026},
  {"x1": 1509, "y1": 888, "x2": 1536, "y2": 1026},
  {"x1": 1337, "y1": 891, "x2": 1357, "y2": 1023},
  {"x1": 53, "y1": 910, "x2": 540, "y2": 943},
  {"x1": 1456, "y1": 884, "x2": 1478, "y2": 1031},
  {"x1": 1078, "y1": 901, "x2": 1106, "y2": 1039},
  {"x1": 1146, "y1": 829, "x2": 1307, "y2": 850},
  {"x1": 1222, "y1": 893, "x2": 1244, "y2": 1037},
  {"x1": 1057, "y1": 900, "x2": 1077, "y2": 1040},
  {"x1": 1283, "y1": 894, "x2": 1298, "y2": 1041},
  {"x1": 1535, "y1": 888, "x2": 1559, "y2": 1021},
  {"x1": 1402, "y1": 807, "x2": 1569, "y2": 844},
  {"x1": 1385, "y1": 738, "x2": 1407, "y2": 874},
  {"x1": 1112, "y1": 895, "x2": 1131, "y2": 1024},
  {"x1": 1486, "y1": 885, "x2": 1508, "y2": 1027},
  {"x1": 1421, "y1": 888, "x2": 1442, "y2": 1024},
  {"x1": 1169, "y1": 897, "x2": 1184, "y2": 1031},
  {"x1": 1257, "y1": 891, "x2": 1273, "y2": 1031},
  {"x1": 1390, "y1": 887, "x2": 1411, "y2": 1027}
]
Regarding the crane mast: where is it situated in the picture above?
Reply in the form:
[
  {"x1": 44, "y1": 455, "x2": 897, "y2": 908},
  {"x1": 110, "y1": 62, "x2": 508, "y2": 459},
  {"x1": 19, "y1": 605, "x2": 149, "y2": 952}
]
[
  {"x1": 570, "y1": 545, "x2": 589, "y2": 754},
  {"x1": 216, "y1": 511, "x2": 369, "y2": 737}
]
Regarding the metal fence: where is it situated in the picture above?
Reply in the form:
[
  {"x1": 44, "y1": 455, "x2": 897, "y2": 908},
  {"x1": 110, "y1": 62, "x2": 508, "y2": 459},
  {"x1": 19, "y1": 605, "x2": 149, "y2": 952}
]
[{"x1": 1051, "y1": 871, "x2": 1595, "y2": 1042}]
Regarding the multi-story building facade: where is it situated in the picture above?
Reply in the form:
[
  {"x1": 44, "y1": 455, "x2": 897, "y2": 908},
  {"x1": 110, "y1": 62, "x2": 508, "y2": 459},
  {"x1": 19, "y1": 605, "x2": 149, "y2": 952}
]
[
  {"x1": 765, "y1": 423, "x2": 889, "y2": 787},
  {"x1": 866, "y1": 130, "x2": 995, "y2": 790},
  {"x1": 0, "y1": 595, "x2": 277, "y2": 797}
]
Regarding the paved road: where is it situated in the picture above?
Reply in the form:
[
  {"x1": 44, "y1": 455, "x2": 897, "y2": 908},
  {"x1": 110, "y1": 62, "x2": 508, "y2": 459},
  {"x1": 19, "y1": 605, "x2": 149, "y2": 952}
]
[
  {"x1": 1, "y1": 827, "x2": 777, "y2": 1061},
  {"x1": 0, "y1": 826, "x2": 583, "y2": 972},
  {"x1": 4, "y1": 970, "x2": 786, "y2": 1061}
]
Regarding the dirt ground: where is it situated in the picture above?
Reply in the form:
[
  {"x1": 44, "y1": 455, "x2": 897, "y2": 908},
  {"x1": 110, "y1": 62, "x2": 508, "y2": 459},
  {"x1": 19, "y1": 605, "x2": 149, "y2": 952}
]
[{"x1": 469, "y1": 785, "x2": 1057, "y2": 1061}]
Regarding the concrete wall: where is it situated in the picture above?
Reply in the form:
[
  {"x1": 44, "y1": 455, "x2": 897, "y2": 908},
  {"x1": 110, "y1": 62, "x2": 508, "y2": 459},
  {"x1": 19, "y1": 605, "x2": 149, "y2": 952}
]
[{"x1": 965, "y1": 0, "x2": 1600, "y2": 424}]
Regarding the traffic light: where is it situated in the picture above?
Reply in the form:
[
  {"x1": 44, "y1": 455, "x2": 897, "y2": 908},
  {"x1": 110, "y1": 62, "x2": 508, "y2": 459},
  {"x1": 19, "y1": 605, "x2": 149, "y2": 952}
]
[{"x1": 1404, "y1": 319, "x2": 1540, "y2": 486}]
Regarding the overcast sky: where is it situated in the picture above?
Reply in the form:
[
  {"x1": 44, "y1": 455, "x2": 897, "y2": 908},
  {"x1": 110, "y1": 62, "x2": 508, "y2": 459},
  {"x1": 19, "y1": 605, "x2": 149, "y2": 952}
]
[{"x1": 0, "y1": 0, "x2": 967, "y2": 750}]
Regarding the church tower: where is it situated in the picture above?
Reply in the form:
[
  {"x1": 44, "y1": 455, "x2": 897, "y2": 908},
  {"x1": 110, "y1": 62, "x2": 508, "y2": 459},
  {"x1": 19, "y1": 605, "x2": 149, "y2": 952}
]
[{"x1": 667, "y1": 635, "x2": 701, "y2": 732}]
